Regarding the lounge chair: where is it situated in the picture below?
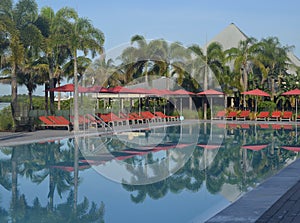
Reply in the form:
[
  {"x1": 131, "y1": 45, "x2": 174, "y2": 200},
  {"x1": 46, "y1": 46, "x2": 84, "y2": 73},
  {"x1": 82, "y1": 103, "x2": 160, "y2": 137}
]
[
  {"x1": 130, "y1": 112, "x2": 150, "y2": 123},
  {"x1": 140, "y1": 111, "x2": 163, "y2": 123},
  {"x1": 212, "y1": 110, "x2": 226, "y2": 120},
  {"x1": 226, "y1": 111, "x2": 237, "y2": 120},
  {"x1": 39, "y1": 116, "x2": 72, "y2": 131},
  {"x1": 268, "y1": 111, "x2": 281, "y2": 121},
  {"x1": 281, "y1": 111, "x2": 293, "y2": 121},
  {"x1": 154, "y1": 111, "x2": 179, "y2": 122},
  {"x1": 85, "y1": 114, "x2": 108, "y2": 128},
  {"x1": 98, "y1": 112, "x2": 128, "y2": 126},
  {"x1": 271, "y1": 124, "x2": 281, "y2": 130},
  {"x1": 256, "y1": 111, "x2": 270, "y2": 121},
  {"x1": 120, "y1": 112, "x2": 144, "y2": 125},
  {"x1": 236, "y1": 110, "x2": 250, "y2": 120}
]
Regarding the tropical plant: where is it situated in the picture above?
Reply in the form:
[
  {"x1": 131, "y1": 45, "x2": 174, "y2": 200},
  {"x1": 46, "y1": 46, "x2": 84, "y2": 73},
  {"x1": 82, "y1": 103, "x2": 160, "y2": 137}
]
[
  {"x1": 0, "y1": 0, "x2": 40, "y2": 127},
  {"x1": 51, "y1": 7, "x2": 104, "y2": 131}
]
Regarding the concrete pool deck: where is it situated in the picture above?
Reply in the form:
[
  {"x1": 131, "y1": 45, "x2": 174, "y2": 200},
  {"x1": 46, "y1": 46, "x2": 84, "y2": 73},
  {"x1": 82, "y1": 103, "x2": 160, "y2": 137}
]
[{"x1": 1, "y1": 120, "x2": 300, "y2": 222}]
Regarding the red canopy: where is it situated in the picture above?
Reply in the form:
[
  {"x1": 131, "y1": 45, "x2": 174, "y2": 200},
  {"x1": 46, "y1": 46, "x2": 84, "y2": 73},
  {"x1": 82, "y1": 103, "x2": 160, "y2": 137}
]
[
  {"x1": 47, "y1": 83, "x2": 89, "y2": 93},
  {"x1": 197, "y1": 89, "x2": 224, "y2": 95},
  {"x1": 282, "y1": 88, "x2": 300, "y2": 96},
  {"x1": 241, "y1": 89, "x2": 270, "y2": 97},
  {"x1": 173, "y1": 89, "x2": 194, "y2": 95},
  {"x1": 242, "y1": 144, "x2": 268, "y2": 151},
  {"x1": 281, "y1": 146, "x2": 300, "y2": 152}
]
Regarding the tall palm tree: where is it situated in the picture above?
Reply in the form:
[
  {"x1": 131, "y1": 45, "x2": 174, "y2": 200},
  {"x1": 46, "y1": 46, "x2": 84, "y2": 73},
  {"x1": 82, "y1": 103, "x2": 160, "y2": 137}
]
[
  {"x1": 0, "y1": 0, "x2": 39, "y2": 127},
  {"x1": 256, "y1": 37, "x2": 292, "y2": 100},
  {"x1": 38, "y1": 6, "x2": 71, "y2": 114},
  {"x1": 225, "y1": 37, "x2": 260, "y2": 92},
  {"x1": 52, "y1": 7, "x2": 104, "y2": 131}
]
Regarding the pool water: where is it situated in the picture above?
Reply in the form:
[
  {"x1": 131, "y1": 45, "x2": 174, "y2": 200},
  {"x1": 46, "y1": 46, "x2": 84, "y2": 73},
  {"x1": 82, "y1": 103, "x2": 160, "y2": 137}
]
[{"x1": 0, "y1": 122, "x2": 299, "y2": 222}]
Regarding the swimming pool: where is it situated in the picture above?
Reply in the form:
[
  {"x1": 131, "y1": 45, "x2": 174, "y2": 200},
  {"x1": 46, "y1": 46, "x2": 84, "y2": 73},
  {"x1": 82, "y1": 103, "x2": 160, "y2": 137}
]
[{"x1": 0, "y1": 122, "x2": 299, "y2": 222}]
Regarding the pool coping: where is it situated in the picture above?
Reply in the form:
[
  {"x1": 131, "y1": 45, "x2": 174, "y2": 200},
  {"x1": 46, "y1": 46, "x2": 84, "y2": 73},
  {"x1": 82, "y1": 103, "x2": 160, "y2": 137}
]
[{"x1": 206, "y1": 151, "x2": 300, "y2": 222}]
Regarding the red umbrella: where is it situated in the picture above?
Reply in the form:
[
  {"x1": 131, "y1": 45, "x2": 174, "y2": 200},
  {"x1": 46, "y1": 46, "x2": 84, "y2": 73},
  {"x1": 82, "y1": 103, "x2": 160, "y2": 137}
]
[
  {"x1": 241, "y1": 88, "x2": 270, "y2": 113},
  {"x1": 282, "y1": 88, "x2": 300, "y2": 96},
  {"x1": 241, "y1": 89, "x2": 270, "y2": 97},
  {"x1": 197, "y1": 89, "x2": 224, "y2": 96},
  {"x1": 242, "y1": 144, "x2": 269, "y2": 151},
  {"x1": 282, "y1": 88, "x2": 300, "y2": 119},
  {"x1": 281, "y1": 146, "x2": 300, "y2": 152},
  {"x1": 48, "y1": 83, "x2": 88, "y2": 93},
  {"x1": 173, "y1": 89, "x2": 194, "y2": 95},
  {"x1": 198, "y1": 89, "x2": 224, "y2": 118}
]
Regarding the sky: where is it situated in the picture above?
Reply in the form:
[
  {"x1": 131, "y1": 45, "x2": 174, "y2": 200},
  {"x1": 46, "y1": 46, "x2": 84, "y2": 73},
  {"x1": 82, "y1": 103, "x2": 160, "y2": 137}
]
[
  {"x1": 35, "y1": 0, "x2": 300, "y2": 57},
  {"x1": 1, "y1": 0, "x2": 300, "y2": 96}
]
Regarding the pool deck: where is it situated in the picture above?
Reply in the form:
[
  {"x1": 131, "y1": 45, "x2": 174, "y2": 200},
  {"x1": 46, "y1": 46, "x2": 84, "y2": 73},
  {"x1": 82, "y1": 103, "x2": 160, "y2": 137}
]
[{"x1": 1, "y1": 120, "x2": 300, "y2": 222}]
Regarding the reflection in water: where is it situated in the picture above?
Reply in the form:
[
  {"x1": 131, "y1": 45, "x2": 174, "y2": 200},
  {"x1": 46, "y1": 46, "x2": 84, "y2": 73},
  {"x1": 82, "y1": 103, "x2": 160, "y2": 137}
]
[{"x1": 0, "y1": 123, "x2": 300, "y2": 222}]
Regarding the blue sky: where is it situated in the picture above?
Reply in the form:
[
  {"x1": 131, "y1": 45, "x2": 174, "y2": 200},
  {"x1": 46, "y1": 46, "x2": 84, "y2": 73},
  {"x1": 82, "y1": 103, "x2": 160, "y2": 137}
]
[{"x1": 35, "y1": 0, "x2": 300, "y2": 57}]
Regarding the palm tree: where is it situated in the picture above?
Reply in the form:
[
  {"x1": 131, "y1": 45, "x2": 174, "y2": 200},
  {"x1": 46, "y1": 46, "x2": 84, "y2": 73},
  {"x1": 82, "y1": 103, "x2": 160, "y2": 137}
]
[
  {"x1": 84, "y1": 56, "x2": 117, "y2": 87},
  {"x1": 52, "y1": 7, "x2": 104, "y2": 131},
  {"x1": 225, "y1": 37, "x2": 260, "y2": 92},
  {"x1": 256, "y1": 37, "x2": 292, "y2": 100},
  {"x1": 0, "y1": 0, "x2": 39, "y2": 127},
  {"x1": 38, "y1": 6, "x2": 71, "y2": 114}
]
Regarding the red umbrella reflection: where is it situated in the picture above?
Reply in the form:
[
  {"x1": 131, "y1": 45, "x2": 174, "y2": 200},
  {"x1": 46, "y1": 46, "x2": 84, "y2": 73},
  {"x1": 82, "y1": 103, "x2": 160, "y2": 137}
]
[
  {"x1": 281, "y1": 146, "x2": 300, "y2": 152},
  {"x1": 242, "y1": 144, "x2": 269, "y2": 151}
]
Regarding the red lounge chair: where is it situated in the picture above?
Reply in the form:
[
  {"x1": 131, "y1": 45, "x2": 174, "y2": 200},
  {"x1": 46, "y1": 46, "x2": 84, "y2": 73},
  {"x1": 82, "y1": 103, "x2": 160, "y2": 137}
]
[
  {"x1": 86, "y1": 114, "x2": 107, "y2": 128},
  {"x1": 99, "y1": 112, "x2": 128, "y2": 126},
  {"x1": 268, "y1": 111, "x2": 281, "y2": 121},
  {"x1": 240, "y1": 123, "x2": 250, "y2": 129},
  {"x1": 271, "y1": 124, "x2": 281, "y2": 130},
  {"x1": 281, "y1": 111, "x2": 292, "y2": 121},
  {"x1": 259, "y1": 123, "x2": 270, "y2": 129},
  {"x1": 226, "y1": 111, "x2": 237, "y2": 120},
  {"x1": 256, "y1": 111, "x2": 270, "y2": 121},
  {"x1": 140, "y1": 111, "x2": 162, "y2": 123},
  {"x1": 236, "y1": 110, "x2": 250, "y2": 120},
  {"x1": 120, "y1": 112, "x2": 144, "y2": 125},
  {"x1": 212, "y1": 110, "x2": 226, "y2": 120},
  {"x1": 154, "y1": 111, "x2": 179, "y2": 122},
  {"x1": 130, "y1": 112, "x2": 150, "y2": 123},
  {"x1": 39, "y1": 116, "x2": 72, "y2": 131}
]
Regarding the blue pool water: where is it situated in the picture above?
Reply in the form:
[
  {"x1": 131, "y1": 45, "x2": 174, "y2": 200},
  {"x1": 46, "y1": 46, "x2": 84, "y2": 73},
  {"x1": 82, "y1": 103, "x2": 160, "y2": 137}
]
[{"x1": 0, "y1": 122, "x2": 299, "y2": 222}]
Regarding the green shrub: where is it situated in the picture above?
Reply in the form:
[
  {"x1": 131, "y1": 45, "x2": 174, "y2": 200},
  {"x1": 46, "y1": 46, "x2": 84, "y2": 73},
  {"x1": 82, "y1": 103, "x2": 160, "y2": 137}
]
[
  {"x1": 0, "y1": 107, "x2": 13, "y2": 131},
  {"x1": 181, "y1": 109, "x2": 199, "y2": 119},
  {"x1": 258, "y1": 101, "x2": 276, "y2": 112}
]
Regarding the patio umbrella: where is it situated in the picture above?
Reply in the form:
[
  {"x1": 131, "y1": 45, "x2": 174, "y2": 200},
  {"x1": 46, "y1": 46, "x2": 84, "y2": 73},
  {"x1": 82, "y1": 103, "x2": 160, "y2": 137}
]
[
  {"x1": 282, "y1": 88, "x2": 300, "y2": 120},
  {"x1": 197, "y1": 89, "x2": 224, "y2": 119},
  {"x1": 281, "y1": 146, "x2": 300, "y2": 152},
  {"x1": 241, "y1": 88, "x2": 270, "y2": 113},
  {"x1": 242, "y1": 144, "x2": 269, "y2": 151},
  {"x1": 47, "y1": 83, "x2": 88, "y2": 93}
]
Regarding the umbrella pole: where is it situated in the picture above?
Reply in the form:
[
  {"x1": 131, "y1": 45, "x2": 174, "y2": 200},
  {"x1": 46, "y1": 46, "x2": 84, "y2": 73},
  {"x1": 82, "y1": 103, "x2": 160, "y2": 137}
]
[
  {"x1": 296, "y1": 97, "x2": 298, "y2": 121},
  {"x1": 255, "y1": 96, "x2": 257, "y2": 114},
  {"x1": 210, "y1": 97, "x2": 213, "y2": 119},
  {"x1": 180, "y1": 97, "x2": 183, "y2": 117}
]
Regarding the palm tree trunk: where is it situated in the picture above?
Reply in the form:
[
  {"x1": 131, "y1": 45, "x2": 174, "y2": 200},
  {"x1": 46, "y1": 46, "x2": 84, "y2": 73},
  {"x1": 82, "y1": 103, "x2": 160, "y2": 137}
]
[
  {"x1": 11, "y1": 148, "x2": 18, "y2": 223},
  {"x1": 29, "y1": 90, "x2": 33, "y2": 110},
  {"x1": 11, "y1": 63, "x2": 18, "y2": 128},
  {"x1": 49, "y1": 78, "x2": 57, "y2": 115},
  {"x1": 73, "y1": 136, "x2": 79, "y2": 213},
  {"x1": 45, "y1": 82, "x2": 49, "y2": 115},
  {"x1": 203, "y1": 64, "x2": 208, "y2": 120},
  {"x1": 73, "y1": 53, "x2": 80, "y2": 132}
]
